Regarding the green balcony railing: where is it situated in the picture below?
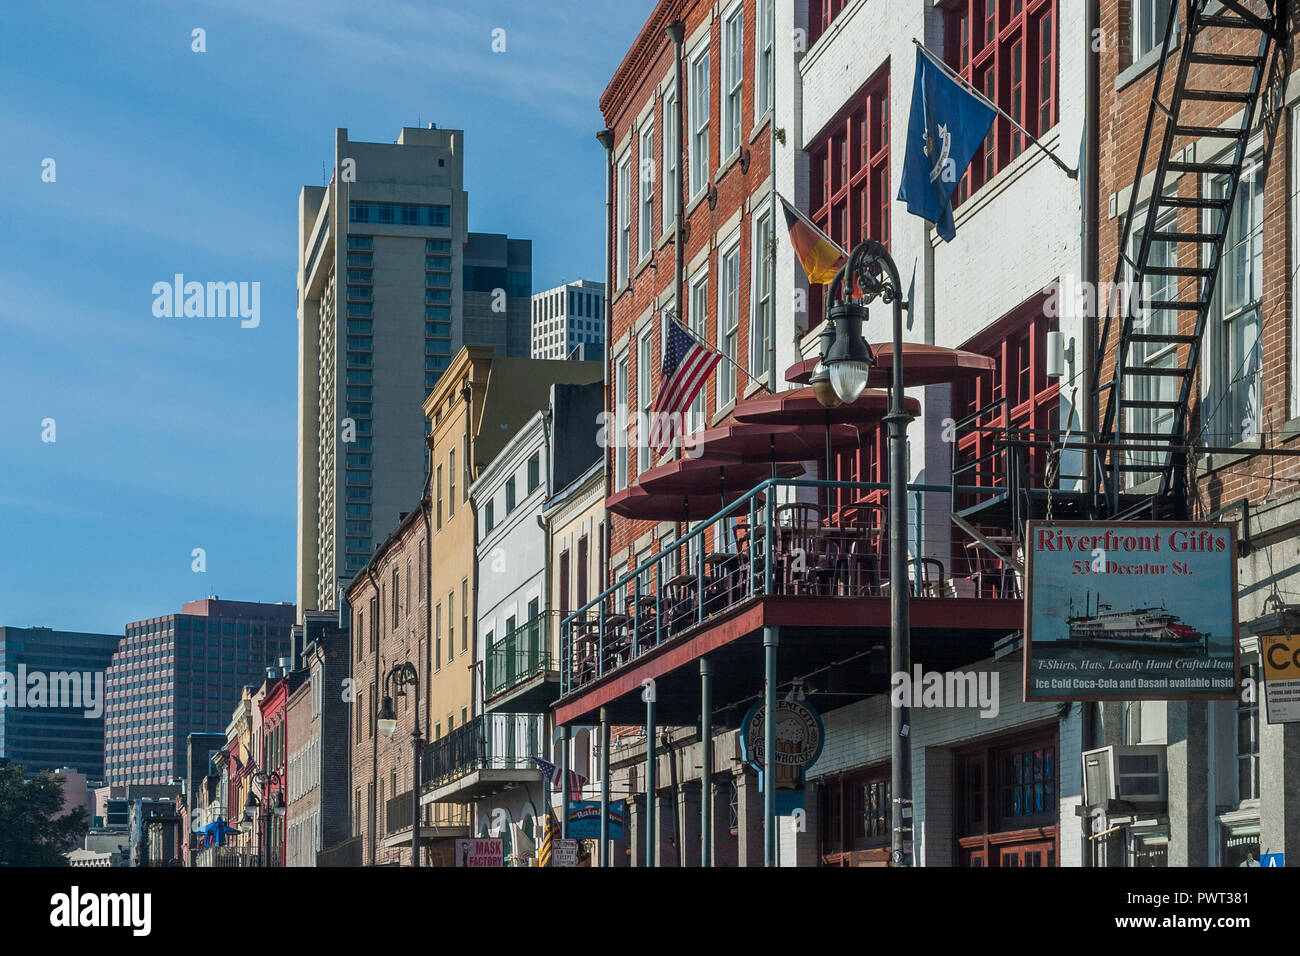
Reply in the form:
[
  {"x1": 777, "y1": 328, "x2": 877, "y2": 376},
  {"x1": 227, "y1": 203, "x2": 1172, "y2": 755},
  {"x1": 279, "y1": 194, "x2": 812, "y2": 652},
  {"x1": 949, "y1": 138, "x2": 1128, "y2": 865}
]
[{"x1": 484, "y1": 612, "x2": 556, "y2": 700}]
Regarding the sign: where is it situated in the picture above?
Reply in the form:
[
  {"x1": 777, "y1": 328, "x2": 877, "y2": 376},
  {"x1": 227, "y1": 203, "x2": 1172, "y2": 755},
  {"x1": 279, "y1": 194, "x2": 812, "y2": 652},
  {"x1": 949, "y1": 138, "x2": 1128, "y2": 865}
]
[
  {"x1": 567, "y1": 801, "x2": 624, "y2": 839},
  {"x1": 552, "y1": 838, "x2": 578, "y2": 867},
  {"x1": 1260, "y1": 633, "x2": 1300, "y2": 724},
  {"x1": 739, "y1": 698, "x2": 825, "y2": 791},
  {"x1": 454, "y1": 838, "x2": 503, "y2": 868},
  {"x1": 1024, "y1": 521, "x2": 1237, "y2": 701},
  {"x1": 1262, "y1": 852, "x2": 1285, "y2": 867}
]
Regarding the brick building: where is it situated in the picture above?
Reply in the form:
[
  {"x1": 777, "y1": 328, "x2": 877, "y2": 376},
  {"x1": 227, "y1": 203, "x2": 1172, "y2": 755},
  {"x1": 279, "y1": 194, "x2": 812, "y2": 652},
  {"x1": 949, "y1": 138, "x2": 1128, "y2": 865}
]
[
  {"x1": 285, "y1": 613, "x2": 352, "y2": 866},
  {"x1": 600, "y1": 0, "x2": 779, "y2": 576},
  {"x1": 1090, "y1": 0, "x2": 1300, "y2": 866}
]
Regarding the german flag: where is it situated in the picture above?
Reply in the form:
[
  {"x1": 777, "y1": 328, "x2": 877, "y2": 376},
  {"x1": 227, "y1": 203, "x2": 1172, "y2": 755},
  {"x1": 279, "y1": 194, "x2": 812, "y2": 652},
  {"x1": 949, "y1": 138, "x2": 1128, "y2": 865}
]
[
  {"x1": 537, "y1": 811, "x2": 560, "y2": 867},
  {"x1": 780, "y1": 193, "x2": 847, "y2": 286}
]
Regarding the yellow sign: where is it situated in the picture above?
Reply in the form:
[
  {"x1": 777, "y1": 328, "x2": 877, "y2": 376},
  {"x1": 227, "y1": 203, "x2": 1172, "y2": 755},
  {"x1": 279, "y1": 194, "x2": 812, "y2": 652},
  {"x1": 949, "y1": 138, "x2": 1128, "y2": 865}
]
[{"x1": 1260, "y1": 633, "x2": 1300, "y2": 724}]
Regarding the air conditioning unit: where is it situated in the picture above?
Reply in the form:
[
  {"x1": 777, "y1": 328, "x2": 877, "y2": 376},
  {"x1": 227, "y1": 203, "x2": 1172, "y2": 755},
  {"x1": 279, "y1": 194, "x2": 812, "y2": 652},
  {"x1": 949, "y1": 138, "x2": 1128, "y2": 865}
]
[{"x1": 1082, "y1": 745, "x2": 1167, "y2": 808}]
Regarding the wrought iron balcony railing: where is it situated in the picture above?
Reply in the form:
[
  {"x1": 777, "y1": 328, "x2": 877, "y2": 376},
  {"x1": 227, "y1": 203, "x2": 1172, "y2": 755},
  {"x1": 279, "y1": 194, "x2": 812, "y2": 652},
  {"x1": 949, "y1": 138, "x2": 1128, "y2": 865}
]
[
  {"x1": 560, "y1": 477, "x2": 1010, "y2": 696},
  {"x1": 484, "y1": 612, "x2": 557, "y2": 701},
  {"x1": 421, "y1": 712, "x2": 545, "y2": 789}
]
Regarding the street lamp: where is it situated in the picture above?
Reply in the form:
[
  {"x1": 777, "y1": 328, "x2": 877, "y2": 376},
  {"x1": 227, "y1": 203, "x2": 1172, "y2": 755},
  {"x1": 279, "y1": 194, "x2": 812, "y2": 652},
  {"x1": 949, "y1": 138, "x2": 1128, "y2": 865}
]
[
  {"x1": 242, "y1": 769, "x2": 285, "y2": 868},
  {"x1": 378, "y1": 660, "x2": 423, "y2": 867},
  {"x1": 816, "y1": 236, "x2": 913, "y2": 867}
]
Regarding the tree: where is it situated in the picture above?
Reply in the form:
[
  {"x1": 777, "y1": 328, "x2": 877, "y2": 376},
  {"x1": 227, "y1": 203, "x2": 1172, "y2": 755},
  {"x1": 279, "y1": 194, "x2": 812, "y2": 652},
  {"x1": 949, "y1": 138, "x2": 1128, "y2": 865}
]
[{"x1": 0, "y1": 763, "x2": 89, "y2": 866}]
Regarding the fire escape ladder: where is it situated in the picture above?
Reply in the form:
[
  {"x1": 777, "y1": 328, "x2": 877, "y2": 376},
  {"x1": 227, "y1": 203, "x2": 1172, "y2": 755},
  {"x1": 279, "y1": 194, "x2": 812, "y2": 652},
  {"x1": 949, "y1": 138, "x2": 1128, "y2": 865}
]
[{"x1": 1091, "y1": 0, "x2": 1281, "y2": 517}]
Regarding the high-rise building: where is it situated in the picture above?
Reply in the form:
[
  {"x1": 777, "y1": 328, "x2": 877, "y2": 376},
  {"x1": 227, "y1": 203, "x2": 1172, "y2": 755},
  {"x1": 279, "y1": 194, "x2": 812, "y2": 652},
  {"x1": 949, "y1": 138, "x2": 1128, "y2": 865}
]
[
  {"x1": 0, "y1": 626, "x2": 121, "y2": 779},
  {"x1": 102, "y1": 598, "x2": 295, "y2": 787},
  {"x1": 297, "y1": 126, "x2": 533, "y2": 619},
  {"x1": 530, "y1": 280, "x2": 606, "y2": 360}
]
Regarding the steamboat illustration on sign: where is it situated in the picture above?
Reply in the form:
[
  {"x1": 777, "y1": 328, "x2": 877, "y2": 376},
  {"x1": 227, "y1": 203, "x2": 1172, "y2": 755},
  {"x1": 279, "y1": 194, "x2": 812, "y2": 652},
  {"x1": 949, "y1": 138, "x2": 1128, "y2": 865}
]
[
  {"x1": 1023, "y1": 521, "x2": 1238, "y2": 701},
  {"x1": 1063, "y1": 593, "x2": 1208, "y2": 655}
]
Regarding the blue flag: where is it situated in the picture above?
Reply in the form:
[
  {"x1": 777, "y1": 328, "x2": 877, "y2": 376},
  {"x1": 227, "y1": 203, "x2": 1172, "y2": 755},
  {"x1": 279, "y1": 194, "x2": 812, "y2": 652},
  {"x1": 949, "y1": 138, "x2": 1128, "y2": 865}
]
[{"x1": 897, "y1": 47, "x2": 997, "y2": 242}]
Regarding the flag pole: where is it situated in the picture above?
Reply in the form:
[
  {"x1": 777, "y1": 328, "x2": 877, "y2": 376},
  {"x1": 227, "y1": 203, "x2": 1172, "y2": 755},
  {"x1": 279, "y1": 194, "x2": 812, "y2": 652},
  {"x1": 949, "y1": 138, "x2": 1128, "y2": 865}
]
[
  {"x1": 911, "y1": 38, "x2": 1078, "y2": 180},
  {"x1": 663, "y1": 308, "x2": 775, "y2": 396}
]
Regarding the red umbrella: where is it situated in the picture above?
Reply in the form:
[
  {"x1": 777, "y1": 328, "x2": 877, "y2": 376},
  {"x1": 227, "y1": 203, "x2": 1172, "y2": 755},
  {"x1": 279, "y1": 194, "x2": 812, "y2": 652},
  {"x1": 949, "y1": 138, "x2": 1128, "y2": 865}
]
[
  {"x1": 606, "y1": 485, "x2": 765, "y2": 522},
  {"x1": 733, "y1": 387, "x2": 921, "y2": 427},
  {"x1": 689, "y1": 422, "x2": 863, "y2": 464},
  {"x1": 784, "y1": 342, "x2": 995, "y2": 388},
  {"x1": 638, "y1": 459, "x2": 803, "y2": 499}
]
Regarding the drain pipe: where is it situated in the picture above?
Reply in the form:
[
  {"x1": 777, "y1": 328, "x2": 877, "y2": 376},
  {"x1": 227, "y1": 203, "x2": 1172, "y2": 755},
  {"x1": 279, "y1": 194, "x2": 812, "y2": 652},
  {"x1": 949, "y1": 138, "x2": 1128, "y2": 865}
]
[{"x1": 1080, "y1": 0, "x2": 1100, "y2": 868}]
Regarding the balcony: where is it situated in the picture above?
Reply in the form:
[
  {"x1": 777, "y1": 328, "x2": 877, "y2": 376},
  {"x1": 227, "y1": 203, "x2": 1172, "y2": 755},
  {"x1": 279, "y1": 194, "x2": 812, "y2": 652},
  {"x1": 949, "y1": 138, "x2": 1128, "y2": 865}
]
[
  {"x1": 556, "y1": 478, "x2": 1025, "y2": 726},
  {"x1": 192, "y1": 845, "x2": 281, "y2": 867},
  {"x1": 484, "y1": 612, "x2": 558, "y2": 710},
  {"x1": 421, "y1": 713, "x2": 545, "y2": 804}
]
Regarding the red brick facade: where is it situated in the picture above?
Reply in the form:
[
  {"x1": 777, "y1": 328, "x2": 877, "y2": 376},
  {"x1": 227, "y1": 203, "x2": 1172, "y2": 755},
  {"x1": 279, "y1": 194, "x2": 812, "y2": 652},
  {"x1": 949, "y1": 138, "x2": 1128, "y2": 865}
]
[
  {"x1": 601, "y1": 0, "x2": 775, "y2": 576},
  {"x1": 1097, "y1": 6, "x2": 1300, "y2": 515}
]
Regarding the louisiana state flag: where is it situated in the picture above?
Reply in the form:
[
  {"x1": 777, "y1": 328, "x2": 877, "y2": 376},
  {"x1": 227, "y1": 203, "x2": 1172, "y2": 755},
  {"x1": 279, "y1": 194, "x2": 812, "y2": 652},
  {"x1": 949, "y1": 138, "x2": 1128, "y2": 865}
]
[
  {"x1": 780, "y1": 194, "x2": 847, "y2": 286},
  {"x1": 897, "y1": 46, "x2": 996, "y2": 242}
]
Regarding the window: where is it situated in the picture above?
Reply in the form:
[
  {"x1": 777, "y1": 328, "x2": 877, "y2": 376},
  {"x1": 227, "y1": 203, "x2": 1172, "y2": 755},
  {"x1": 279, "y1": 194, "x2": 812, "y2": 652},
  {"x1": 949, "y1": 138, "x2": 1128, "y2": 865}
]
[
  {"x1": 461, "y1": 579, "x2": 469, "y2": 653},
  {"x1": 615, "y1": 353, "x2": 629, "y2": 490},
  {"x1": 663, "y1": 85, "x2": 679, "y2": 234},
  {"x1": 807, "y1": 66, "x2": 890, "y2": 330},
  {"x1": 752, "y1": 208, "x2": 774, "y2": 382},
  {"x1": 639, "y1": 121, "x2": 655, "y2": 261},
  {"x1": 1130, "y1": 1, "x2": 1176, "y2": 65},
  {"x1": 391, "y1": 567, "x2": 400, "y2": 627},
  {"x1": 435, "y1": 603, "x2": 442, "y2": 670},
  {"x1": 688, "y1": 272, "x2": 709, "y2": 433},
  {"x1": 1238, "y1": 661, "x2": 1260, "y2": 801},
  {"x1": 527, "y1": 451, "x2": 541, "y2": 493},
  {"x1": 723, "y1": 5, "x2": 744, "y2": 159},
  {"x1": 637, "y1": 328, "x2": 654, "y2": 474},
  {"x1": 717, "y1": 235, "x2": 740, "y2": 409},
  {"x1": 689, "y1": 42, "x2": 711, "y2": 198},
  {"x1": 756, "y1": 0, "x2": 773, "y2": 119},
  {"x1": 1210, "y1": 159, "x2": 1263, "y2": 446},
  {"x1": 436, "y1": 465, "x2": 443, "y2": 531},
  {"x1": 808, "y1": 0, "x2": 850, "y2": 48},
  {"x1": 944, "y1": 0, "x2": 1057, "y2": 206},
  {"x1": 506, "y1": 476, "x2": 517, "y2": 513},
  {"x1": 1124, "y1": 205, "x2": 1179, "y2": 474},
  {"x1": 617, "y1": 153, "x2": 631, "y2": 287},
  {"x1": 448, "y1": 450, "x2": 456, "y2": 518},
  {"x1": 484, "y1": 499, "x2": 495, "y2": 535},
  {"x1": 349, "y1": 201, "x2": 450, "y2": 227},
  {"x1": 447, "y1": 590, "x2": 455, "y2": 661}
]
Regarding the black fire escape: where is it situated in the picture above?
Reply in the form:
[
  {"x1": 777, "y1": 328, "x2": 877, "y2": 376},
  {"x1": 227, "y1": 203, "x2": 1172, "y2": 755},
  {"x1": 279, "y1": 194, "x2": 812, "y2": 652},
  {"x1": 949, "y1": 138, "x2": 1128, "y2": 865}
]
[
  {"x1": 953, "y1": 0, "x2": 1286, "y2": 566},
  {"x1": 1093, "y1": 0, "x2": 1285, "y2": 519}
]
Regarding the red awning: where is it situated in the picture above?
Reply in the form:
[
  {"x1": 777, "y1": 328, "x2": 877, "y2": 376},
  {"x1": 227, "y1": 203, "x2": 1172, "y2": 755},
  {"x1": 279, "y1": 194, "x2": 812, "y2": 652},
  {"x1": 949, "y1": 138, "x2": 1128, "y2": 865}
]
[
  {"x1": 733, "y1": 386, "x2": 920, "y2": 427},
  {"x1": 785, "y1": 342, "x2": 995, "y2": 387},
  {"x1": 637, "y1": 458, "x2": 803, "y2": 499},
  {"x1": 689, "y1": 422, "x2": 863, "y2": 463},
  {"x1": 606, "y1": 485, "x2": 764, "y2": 522}
]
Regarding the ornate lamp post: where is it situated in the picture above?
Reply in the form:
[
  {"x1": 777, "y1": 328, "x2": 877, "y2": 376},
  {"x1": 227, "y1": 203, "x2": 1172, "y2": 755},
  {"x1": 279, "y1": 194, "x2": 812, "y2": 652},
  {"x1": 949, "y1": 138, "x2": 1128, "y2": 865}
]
[
  {"x1": 242, "y1": 769, "x2": 285, "y2": 868},
  {"x1": 816, "y1": 237, "x2": 913, "y2": 866},
  {"x1": 377, "y1": 660, "x2": 423, "y2": 867}
]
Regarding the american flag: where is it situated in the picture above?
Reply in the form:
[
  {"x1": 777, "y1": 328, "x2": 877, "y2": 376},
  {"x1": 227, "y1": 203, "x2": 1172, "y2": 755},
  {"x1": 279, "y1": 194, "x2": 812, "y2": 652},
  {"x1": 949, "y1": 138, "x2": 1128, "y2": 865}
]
[
  {"x1": 533, "y1": 756, "x2": 586, "y2": 799},
  {"x1": 651, "y1": 315, "x2": 721, "y2": 454}
]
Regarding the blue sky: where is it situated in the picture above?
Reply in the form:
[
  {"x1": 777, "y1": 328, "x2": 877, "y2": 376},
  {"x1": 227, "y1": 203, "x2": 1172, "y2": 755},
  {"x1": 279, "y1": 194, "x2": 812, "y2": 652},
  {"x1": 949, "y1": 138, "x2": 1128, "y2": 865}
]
[{"x1": 0, "y1": 0, "x2": 653, "y2": 634}]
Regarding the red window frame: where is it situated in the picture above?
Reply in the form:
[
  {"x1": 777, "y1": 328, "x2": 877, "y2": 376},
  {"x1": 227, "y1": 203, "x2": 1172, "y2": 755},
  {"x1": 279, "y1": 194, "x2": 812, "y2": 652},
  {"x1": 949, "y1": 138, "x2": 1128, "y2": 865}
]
[
  {"x1": 807, "y1": 65, "x2": 890, "y2": 332},
  {"x1": 808, "y1": 0, "x2": 851, "y2": 47},
  {"x1": 952, "y1": 298, "x2": 1059, "y2": 583},
  {"x1": 944, "y1": 0, "x2": 1057, "y2": 207}
]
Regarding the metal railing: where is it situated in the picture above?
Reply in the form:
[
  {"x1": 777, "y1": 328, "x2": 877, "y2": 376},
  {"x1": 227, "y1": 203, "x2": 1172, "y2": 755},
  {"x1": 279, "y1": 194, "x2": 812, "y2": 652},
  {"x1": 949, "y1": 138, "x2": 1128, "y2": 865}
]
[
  {"x1": 560, "y1": 477, "x2": 1002, "y2": 695},
  {"x1": 193, "y1": 845, "x2": 282, "y2": 867},
  {"x1": 421, "y1": 713, "x2": 545, "y2": 788},
  {"x1": 484, "y1": 612, "x2": 557, "y2": 700},
  {"x1": 386, "y1": 790, "x2": 415, "y2": 836}
]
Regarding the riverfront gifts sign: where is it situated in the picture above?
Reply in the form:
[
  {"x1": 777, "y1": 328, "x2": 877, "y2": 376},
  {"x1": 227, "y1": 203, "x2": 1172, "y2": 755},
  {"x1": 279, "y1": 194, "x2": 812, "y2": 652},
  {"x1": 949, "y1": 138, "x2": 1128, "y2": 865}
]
[{"x1": 1023, "y1": 521, "x2": 1238, "y2": 702}]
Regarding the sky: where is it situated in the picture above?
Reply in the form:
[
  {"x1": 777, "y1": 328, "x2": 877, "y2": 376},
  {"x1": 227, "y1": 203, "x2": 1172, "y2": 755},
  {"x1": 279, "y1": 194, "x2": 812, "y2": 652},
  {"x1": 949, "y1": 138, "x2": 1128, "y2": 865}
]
[{"x1": 0, "y1": 0, "x2": 655, "y2": 635}]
